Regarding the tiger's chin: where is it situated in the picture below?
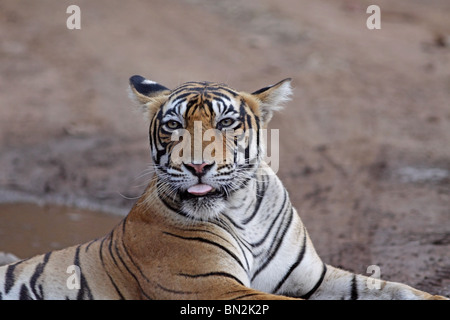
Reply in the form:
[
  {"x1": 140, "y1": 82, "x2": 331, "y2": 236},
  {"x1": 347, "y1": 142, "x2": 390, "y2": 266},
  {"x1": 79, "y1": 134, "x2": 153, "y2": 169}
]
[{"x1": 179, "y1": 189, "x2": 227, "y2": 221}]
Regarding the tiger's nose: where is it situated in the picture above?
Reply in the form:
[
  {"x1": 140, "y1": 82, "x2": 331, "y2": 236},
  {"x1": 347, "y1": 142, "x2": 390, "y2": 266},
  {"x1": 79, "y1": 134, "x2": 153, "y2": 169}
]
[{"x1": 183, "y1": 162, "x2": 214, "y2": 177}]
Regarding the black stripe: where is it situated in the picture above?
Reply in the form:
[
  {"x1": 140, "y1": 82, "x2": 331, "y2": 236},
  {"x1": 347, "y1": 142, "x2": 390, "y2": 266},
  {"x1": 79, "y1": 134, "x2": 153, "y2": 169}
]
[
  {"x1": 210, "y1": 219, "x2": 251, "y2": 271},
  {"x1": 114, "y1": 241, "x2": 151, "y2": 299},
  {"x1": 220, "y1": 87, "x2": 238, "y2": 97},
  {"x1": 19, "y1": 284, "x2": 32, "y2": 300},
  {"x1": 162, "y1": 232, "x2": 245, "y2": 271},
  {"x1": 219, "y1": 213, "x2": 244, "y2": 231},
  {"x1": 171, "y1": 92, "x2": 194, "y2": 105},
  {"x1": 351, "y1": 274, "x2": 358, "y2": 300},
  {"x1": 272, "y1": 229, "x2": 307, "y2": 293},
  {"x1": 204, "y1": 99, "x2": 214, "y2": 113},
  {"x1": 4, "y1": 259, "x2": 26, "y2": 294},
  {"x1": 239, "y1": 100, "x2": 247, "y2": 122},
  {"x1": 98, "y1": 235, "x2": 126, "y2": 299},
  {"x1": 158, "y1": 188, "x2": 188, "y2": 218},
  {"x1": 252, "y1": 84, "x2": 273, "y2": 95},
  {"x1": 107, "y1": 229, "x2": 122, "y2": 268},
  {"x1": 172, "y1": 226, "x2": 236, "y2": 248},
  {"x1": 244, "y1": 114, "x2": 251, "y2": 163},
  {"x1": 108, "y1": 277, "x2": 126, "y2": 300},
  {"x1": 232, "y1": 293, "x2": 262, "y2": 300},
  {"x1": 241, "y1": 174, "x2": 266, "y2": 224},
  {"x1": 152, "y1": 119, "x2": 166, "y2": 164},
  {"x1": 4, "y1": 264, "x2": 17, "y2": 294},
  {"x1": 187, "y1": 96, "x2": 201, "y2": 114},
  {"x1": 84, "y1": 238, "x2": 98, "y2": 252},
  {"x1": 255, "y1": 114, "x2": 260, "y2": 156},
  {"x1": 264, "y1": 204, "x2": 293, "y2": 256},
  {"x1": 219, "y1": 99, "x2": 230, "y2": 114},
  {"x1": 119, "y1": 220, "x2": 153, "y2": 299},
  {"x1": 156, "y1": 130, "x2": 168, "y2": 160},
  {"x1": 208, "y1": 91, "x2": 235, "y2": 101},
  {"x1": 156, "y1": 283, "x2": 195, "y2": 295},
  {"x1": 98, "y1": 236, "x2": 108, "y2": 264},
  {"x1": 300, "y1": 264, "x2": 327, "y2": 299},
  {"x1": 29, "y1": 251, "x2": 52, "y2": 299},
  {"x1": 251, "y1": 206, "x2": 293, "y2": 281},
  {"x1": 229, "y1": 192, "x2": 253, "y2": 210},
  {"x1": 250, "y1": 188, "x2": 287, "y2": 247},
  {"x1": 74, "y1": 245, "x2": 94, "y2": 300},
  {"x1": 151, "y1": 116, "x2": 159, "y2": 161},
  {"x1": 178, "y1": 272, "x2": 244, "y2": 286},
  {"x1": 169, "y1": 83, "x2": 207, "y2": 96}
]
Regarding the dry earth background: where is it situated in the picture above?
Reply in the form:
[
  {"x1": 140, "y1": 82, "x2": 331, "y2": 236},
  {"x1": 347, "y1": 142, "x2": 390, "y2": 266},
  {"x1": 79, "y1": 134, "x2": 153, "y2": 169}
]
[{"x1": 0, "y1": 0, "x2": 449, "y2": 297}]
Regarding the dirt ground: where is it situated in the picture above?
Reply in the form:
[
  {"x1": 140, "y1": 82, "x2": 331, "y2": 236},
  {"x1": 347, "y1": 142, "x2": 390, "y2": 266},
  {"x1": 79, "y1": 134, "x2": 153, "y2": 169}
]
[{"x1": 0, "y1": 0, "x2": 449, "y2": 297}]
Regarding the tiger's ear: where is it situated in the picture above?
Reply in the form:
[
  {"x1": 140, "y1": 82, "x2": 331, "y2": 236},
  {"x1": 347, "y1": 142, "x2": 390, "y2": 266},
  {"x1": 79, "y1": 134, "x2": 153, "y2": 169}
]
[
  {"x1": 252, "y1": 78, "x2": 292, "y2": 126},
  {"x1": 128, "y1": 75, "x2": 171, "y2": 121}
]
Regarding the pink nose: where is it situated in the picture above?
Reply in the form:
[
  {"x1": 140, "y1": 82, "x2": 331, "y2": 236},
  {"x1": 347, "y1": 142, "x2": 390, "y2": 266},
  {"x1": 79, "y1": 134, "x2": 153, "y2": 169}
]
[{"x1": 184, "y1": 162, "x2": 209, "y2": 174}]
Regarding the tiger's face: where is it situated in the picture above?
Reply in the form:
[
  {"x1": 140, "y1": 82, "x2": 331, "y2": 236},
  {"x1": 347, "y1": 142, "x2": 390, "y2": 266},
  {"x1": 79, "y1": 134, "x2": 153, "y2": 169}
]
[{"x1": 129, "y1": 75, "x2": 291, "y2": 220}]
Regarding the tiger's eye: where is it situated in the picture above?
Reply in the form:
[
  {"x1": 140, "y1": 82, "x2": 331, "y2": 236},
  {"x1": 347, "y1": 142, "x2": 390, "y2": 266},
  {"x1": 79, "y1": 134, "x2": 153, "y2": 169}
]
[
  {"x1": 166, "y1": 120, "x2": 182, "y2": 130},
  {"x1": 219, "y1": 118, "x2": 234, "y2": 128}
]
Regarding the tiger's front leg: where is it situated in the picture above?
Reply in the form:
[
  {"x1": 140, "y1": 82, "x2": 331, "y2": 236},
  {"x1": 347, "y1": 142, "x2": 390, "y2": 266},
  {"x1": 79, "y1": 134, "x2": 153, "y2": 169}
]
[
  {"x1": 259, "y1": 208, "x2": 448, "y2": 300},
  {"x1": 306, "y1": 265, "x2": 448, "y2": 300}
]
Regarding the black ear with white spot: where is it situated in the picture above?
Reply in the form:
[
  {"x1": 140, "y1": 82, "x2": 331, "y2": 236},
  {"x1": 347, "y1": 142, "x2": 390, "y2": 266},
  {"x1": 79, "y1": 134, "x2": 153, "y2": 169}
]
[
  {"x1": 129, "y1": 75, "x2": 170, "y2": 102},
  {"x1": 252, "y1": 78, "x2": 292, "y2": 126},
  {"x1": 128, "y1": 75, "x2": 171, "y2": 121}
]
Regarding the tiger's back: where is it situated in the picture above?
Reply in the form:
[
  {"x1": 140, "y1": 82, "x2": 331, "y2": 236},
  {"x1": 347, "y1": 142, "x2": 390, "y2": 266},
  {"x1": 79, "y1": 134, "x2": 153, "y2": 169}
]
[{"x1": 0, "y1": 236, "x2": 124, "y2": 299}]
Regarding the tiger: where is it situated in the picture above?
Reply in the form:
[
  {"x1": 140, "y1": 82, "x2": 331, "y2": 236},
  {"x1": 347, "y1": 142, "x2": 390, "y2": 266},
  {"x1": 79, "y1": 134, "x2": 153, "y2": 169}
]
[{"x1": 0, "y1": 75, "x2": 447, "y2": 300}]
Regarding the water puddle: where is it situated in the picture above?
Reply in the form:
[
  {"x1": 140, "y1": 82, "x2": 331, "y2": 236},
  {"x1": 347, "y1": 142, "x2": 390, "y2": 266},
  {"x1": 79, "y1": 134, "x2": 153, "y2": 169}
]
[{"x1": 0, "y1": 203, "x2": 123, "y2": 259}]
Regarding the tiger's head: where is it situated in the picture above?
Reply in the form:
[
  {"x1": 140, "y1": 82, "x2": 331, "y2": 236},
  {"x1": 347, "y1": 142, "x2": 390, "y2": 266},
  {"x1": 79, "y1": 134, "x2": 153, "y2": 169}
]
[{"x1": 129, "y1": 75, "x2": 292, "y2": 220}]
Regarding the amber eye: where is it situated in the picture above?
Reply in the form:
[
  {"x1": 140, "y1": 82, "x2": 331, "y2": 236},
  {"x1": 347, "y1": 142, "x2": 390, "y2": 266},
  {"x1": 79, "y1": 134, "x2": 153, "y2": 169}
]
[
  {"x1": 218, "y1": 118, "x2": 234, "y2": 128},
  {"x1": 165, "y1": 120, "x2": 182, "y2": 130}
]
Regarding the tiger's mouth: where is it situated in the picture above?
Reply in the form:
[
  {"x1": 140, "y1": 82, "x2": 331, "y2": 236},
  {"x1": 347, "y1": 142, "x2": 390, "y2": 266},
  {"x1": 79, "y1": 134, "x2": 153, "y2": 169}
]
[
  {"x1": 180, "y1": 183, "x2": 225, "y2": 200},
  {"x1": 187, "y1": 183, "x2": 213, "y2": 196}
]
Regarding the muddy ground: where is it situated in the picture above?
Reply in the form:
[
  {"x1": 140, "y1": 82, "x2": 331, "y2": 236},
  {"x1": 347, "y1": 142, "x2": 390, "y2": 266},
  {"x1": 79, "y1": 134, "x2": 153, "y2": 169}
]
[{"x1": 0, "y1": 0, "x2": 449, "y2": 296}]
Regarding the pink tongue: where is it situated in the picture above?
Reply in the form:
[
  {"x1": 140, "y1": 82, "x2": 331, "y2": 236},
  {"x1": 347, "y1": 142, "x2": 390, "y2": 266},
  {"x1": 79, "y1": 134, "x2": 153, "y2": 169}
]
[{"x1": 187, "y1": 184, "x2": 213, "y2": 196}]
